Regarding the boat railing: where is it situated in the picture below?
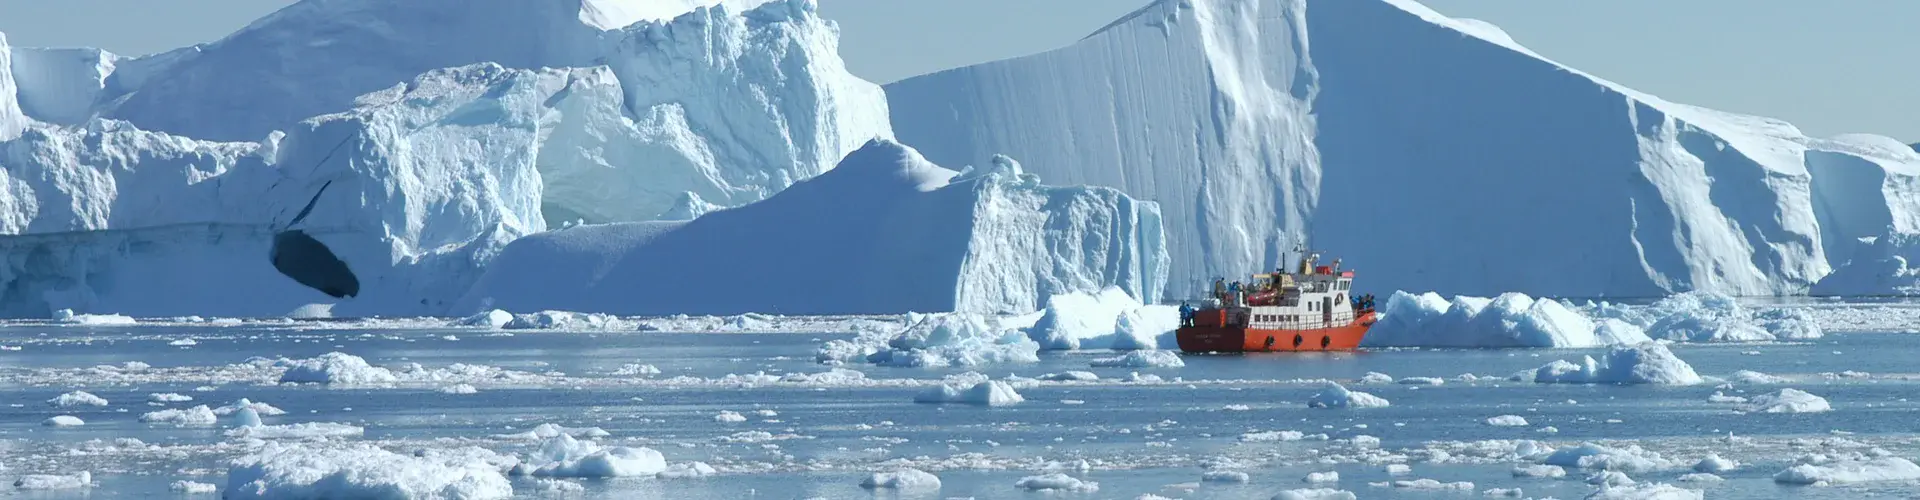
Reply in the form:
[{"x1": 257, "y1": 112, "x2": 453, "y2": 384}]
[{"x1": 1248, "y1": 310, "x2": 1371, "y2": 330}]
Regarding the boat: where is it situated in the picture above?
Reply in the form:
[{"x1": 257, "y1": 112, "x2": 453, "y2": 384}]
[{"x1": 1174, "y1": 251, "x2": 1377, "y2": 353}]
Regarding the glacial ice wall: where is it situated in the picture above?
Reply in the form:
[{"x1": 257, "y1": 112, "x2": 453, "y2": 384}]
[
  {"x1": 885, "y1": 0, "x2": 1920, "y2": 299},
  {"x1": 0, "y1": 0, "x2": 892, "y2": 317},
  {"x1": 456, "y1": 139, "x2": 1168, "y2": 316}
]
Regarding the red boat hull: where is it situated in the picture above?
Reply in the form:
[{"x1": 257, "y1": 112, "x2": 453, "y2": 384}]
[{"x1": 1176, "y1": 311, "x2": 1378, "y2": 353}]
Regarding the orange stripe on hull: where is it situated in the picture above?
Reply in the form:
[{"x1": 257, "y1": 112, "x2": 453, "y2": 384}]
[{"x1": 1175, "y1": 311, "x2": 1377, "y2": 353}]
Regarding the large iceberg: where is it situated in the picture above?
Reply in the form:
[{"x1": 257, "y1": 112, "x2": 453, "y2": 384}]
[
  {"x1": 0, "y1": 0, "x2": 891, "y2": 317},
  {"x1": 885, "y1": 0, "x2": 1920, "y2": 299},
  {"x1": 457, "y1": 139, "x2": 1168, "y2": 316},
  {"x1": 1812, "y1": 232, "x2": 1920, "y2": 296}
]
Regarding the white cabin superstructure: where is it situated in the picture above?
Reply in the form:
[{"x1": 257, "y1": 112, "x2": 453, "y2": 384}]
[{"x1": 1206, "y1": 251, "x2": 1361, "y2": 330}]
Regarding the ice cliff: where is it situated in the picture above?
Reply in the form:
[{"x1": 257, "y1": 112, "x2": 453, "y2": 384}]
[
  {"x1": 0, "y1": 0, "x2": 891, "y2": 317},
  {"x1": 456, "y1": 139, "x2": 1168, "y2": 316},
  {"x1": 885, "y1": 0, "x2": 1920, "y2": 299}
]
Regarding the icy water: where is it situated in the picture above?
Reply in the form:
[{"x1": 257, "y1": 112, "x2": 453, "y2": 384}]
[{"x1": 4, "y1": 315, "x2": 1920, "y2": 498}]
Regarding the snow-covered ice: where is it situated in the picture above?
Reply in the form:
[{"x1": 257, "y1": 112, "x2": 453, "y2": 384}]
[
  {"x1": 1272, "y1": 489, "x2": 1357, "y2": 500},
  {"x1": 225, "y1": 443, "x2": 510, "y2": 499},
  {"x1": 1484, "y1": 415, "x2": 1529, "y2": 427},
  {"x1": 1089, "y1": 350, "x2": 1185, "y2": 368},
  {"x1": 859, "y1": 468, "x2": 941, "y2": 490},
  {"x1": 1307, "y1": 382, "x2": 1390, "y2": 408},
  {"x1": 1013, "y1": 473, "x2": 1098, "y2": 492},
  {"x1": 139, "y1": 405, "x2": 218, "y2": 426},
  {"x1": 47, "y1": 390, "x2": 108, "y2": 407},
  {"x1": 1739, "y1": 388, "x2": 1832, "y2": 414},
  {"x1": 277, "y1": 352, "x2": 399, "y2": 384},
  {"x1": 1529, "y1": 342, "x2": 1703, "y2": 385},
  {"x1": 1773, "y1": 457, "x2": 1920, "y2": 485},
  {"x1": 41, "y1": 415, "x2": 84, "y2": 427},
  {"x1": 913, "y1": 380, "x2": 1024, "y2": 406}
]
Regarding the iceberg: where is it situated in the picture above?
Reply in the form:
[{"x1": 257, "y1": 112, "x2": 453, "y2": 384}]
[
  {"x1": 458, "y1": 139, "x2": 1168, "y2": 316},
  {"x1": 885, "y1": 0, "x2": 1920, "y2": 299},
  {"x1": 0, "y1": 0, "x2": 891, "y2": 318},
  {"x1": 1812, "y1": 232, "x2": 1920, "y2": 296},
  {"x1": 1528, "y1": 342, "x2": 1703, "y2": 386}
]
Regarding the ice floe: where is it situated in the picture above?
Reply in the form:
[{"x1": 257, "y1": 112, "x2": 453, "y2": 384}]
[
  {"x1": 225, "y1": 443, "x2": 510, "y2": 499},
  {"x1": 1739, "y1": 388, "x2": 1832, "y2": 413},
  {"x1": 1014, "y1": 473, "x2": 1099, "y2": 492},
  {"x1": 515, "y1": 434, "x2": 668, "y2": 478},
  {"x1": 1774, "y1": 456, "x2": 1920, "y2": 485},
  {"x1": 1528, "y1": 342, "x2": 1703, "y2": 385},
  {"x1": 1485, "y1": 415, "x2": 1529, "y2": 427},
  {"x1": 47, "y1": 390, "x2": 108, "y2": 407},
  {"x1": 140, "y1": 405, "x2": 217, "y2": 426},
  {"x1": 1090, "y1": 350, "x2": 1185, "y2": 368},
  {"x1": 1272, "y1": 489, "x2": 1356, "y2": 500},
  {"x1": 859, "y1": 468, "x2": 941, "y2": 490},
  {"x1": 41, "y1": 415, "x2": 84, "y2": 427},
  {"x1": 277, "y1": 352, "x2": 399, "y2": 384},
  {"x1": 914, "y1": 380, "x2": 1024, "y2": 406},
  {"x1": 1307, "y1": 382, "x2": 1388, "y2": 408}
]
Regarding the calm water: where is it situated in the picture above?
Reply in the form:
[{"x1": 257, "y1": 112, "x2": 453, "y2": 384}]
[{"x1": 2, "y1": 319, "x2": 1918, "y2": 498}]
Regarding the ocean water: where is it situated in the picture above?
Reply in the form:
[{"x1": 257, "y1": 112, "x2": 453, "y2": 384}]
[{"x1": 2, "y1": 314, "x2": 1918, "y2": 498}]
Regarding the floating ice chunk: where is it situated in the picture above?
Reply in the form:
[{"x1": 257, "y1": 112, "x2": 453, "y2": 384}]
[
  {"x1": 1026, "y1": 287, "x2": 1172, "y2": 350},
  {"x1": 1484, "y1": 488, "x2": 1523, "y2": 497},
  {"x1": 614, "y1": 364, "x2": 662, "y2": 376},
  {"x1": 1773, "y1": 457, "x2": 1920, "y2": 485},
  {"x1": 13, "y1": 471, "x2": 90, "y2": 490},
  {"x1": 1676, "y1": 473, "x2": 1723, "y2": 482},
  {"x1": 1705, "y1": 391, "x2": 1746, "y2": 404},
  {"x1": 1541, "y1": 443, "x2": 1676, "y2": 473},
  {"x1": 441, "y1": 384, "x2": 479, "y2": 394},
  {"x1": 1365, "y1": 292, "x2": 1642, "y2": 348},
  {"x1": 170, "y1": 338, "x2": 199, "y2": 346},
  {"x1": 48, "y1": 391, "x2": 108, "y2": 407},
  {"x1": 1530, "y1": 342, "x2": 1702, "y2": 385},
  {"x1": 149, "y1": 393, "x2": 193, "y2": 403},
  {"x1": 869, "y1": 313, "x2": 1041, "y2": 367},
  {"x1": 1693, "y1": 454, "x2": 1739, "y2": 473},
  {"x1": 1272, "y1": 488, "x2": 1357, "y2": 500},
  {"x1": 656, "y1": 462, "x2": 717, "y2": 479},
  {"x1": 1485, "y1": 415, "x2": 1529, "y2": 427},
  {"x1": 1586, "y1": 470, "x2": 1634, "y2": 486},
  {"x1": 1740, "y1": 388, "x2": 1831, "y2": 413},
  {"x1": 1360, "y1": 372, "x2": 1394, "y2": 384},
  {"x1": 1386, "y1": 464, "x2": 1413, "y2": 476},
  {"x1": 234, "y1": 408, "x2": 264, "y2": 428},
  {"x1": 1242, "y1": 430, "x2": 1307, "y2": 442},
  {"x1": 1307, "y1": 382, "x2": 1390, "y2": 408},
  {"x1": 859, "y1": 468, "x2": 941, "y2": 489},
  {"x1": 226, "y1": 443, "x2": 510, "y2": 499},
  {"x1": 1090, "y1": 350, "x2": 1185, "y2": 368},
  {"x1": 227, "y1": 422, "x2": 364, "y2": 439},
  {"x1": 713, "y1": 411, "x2": 747, "y2": 423},
  {"x1": 42, "y1": 415, "x2": 84, "y2": 427},
  {"x1": 1203, "y1": 470, "x2": 1250, "y2": 483},
  {"x1": 1730, "y1": 370, "x2": 1783, "y2": 384},
  {"x1": 141, "y1": 405, "x2": 217, "y2": 426},
  {"x1": 277, "y1": 353, "x2": 398, "y2": 384},
  {"x1": 1302, "y1": 471, "x2": 1339, "y2": 483},
  {"x1": 1511, "y1": 465, "x2": 1566, "y2": 478},
  {"x1": 1389, "y1": 479, "x2": 1473, "y2": 490},
  {"x1": 913, "y1": 380, "x2": 1024, "y2": 406},
  {"x1": 170, "y1": 480, "x2": 217, "y2": 493},
  {"x1": 1397, "y1": 377, "x2": 1444, "y2": 385},
  {"x1": 1014, "y1": 473, "x2": 1098, "y2": 492},
  {"x1": 1755, "y1": 308, "x2": 1824, "y2": 340},
  {"x1": 457, "y1": 309, "x2": 514, "y2": 329},
  {"x1": 520, "y1": 434, "x2": 668, "y2": 478},
  {"x1": 52, "y1": 309, "x2": 136, "y2": 325},
  {"x1": 1039, "y1": 371, "x2": 1100, "y2": 381},
  {"x1": 214, "y1": 399, "x2": 287, "y2": 416},
  {"x1": 1584, "y1": 483, "x2": 1702, "y2": 500},
  {"x1": 1639, "y1": 292, "x2": 1774, "y2": 342}
]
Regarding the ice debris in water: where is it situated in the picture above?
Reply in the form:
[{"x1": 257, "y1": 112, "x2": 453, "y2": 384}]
[
  {"x1": 713, "y1": 411, "x2": 747, "y2": 423},
  {"x1": 1774, "y1": 457, "x2": 1920, "y2": 485},
  {"x1": 656, "y1": 461, "x2": 716, "y2": 479},
  {"x1": 457, "y1": 309, "x2": 514, "y2": 329},
  {"x1": 859, "y1": 468, "x2": 941, "y2": 490},
  {"x1": 52, "y1": 309, "x2": 137, "y2": 325},
  {"x1": 1013, "y1": 473, "x2": 1098, "y2": 492},
  {"x1": 13, "y1": 471, "x2": 91, "y2": 490},
  {"x1": 1730, "y1": 370, "x2": 1784, "y2": 384},
  {"x1": 148, "y1": 393, "x2": 194, "y2": 403},
  {"x1": 862, "y1": 312, "x2": 1041, "y2": 368},
  {"x1": 1585, "y1": 483, "x2": 1703, "y2": 499},
  {"x1": 513, "y1": 434, "x2": 668, "y2": 478},
  {"x1": 1541, "y1": 443, "x2": 1676, "y2": 473},
  {"x1": 214, "y1": 398, "x2": 287, "y2": 416},
  {"x1": 1369, "y1": 290, "x2": 1822, "y2": 348},
  {"x1": 1203, "y1": 470, "x2": 1251, "y2": 483},
  {"x1": 1024, "y1": 287, "x2": 1176, "y2": 350},
  {"x1": 1301, "y1": 471, "x2": 1338, "y2": 483},
  {"x1": 140, "y1": 405, "x2": 218, "y2": 426},
  {"x1": 1527, "y1": 342, "x2": 1702, "y2": 385},
  {"x1": 42, "y1": 415, "x2": 84, "y2": 427},
  {"x1": 1693, "y1": 454, "x2": 1739, "y2": 473},
  {"x1": 1359, "y1": 372, "x2": 1394, "y2": 384},
  {"x1": 1739, "y1": 388, "x2": 1831, "y2": 413},
  {"x1": 914, "y1": 380, "x2": 1024, "y2": 406},
  {"x1": 1384, "y1": 479, "x2": 1473, "y2": 490},
  {"x1": 277, "y1": 352, "x2": 399, "y2": 384},
  {"x1": 227, "y1": 422, "x2": 366, "y2": 440},
  {"x1": 1485, "y1": 415, "x2": 1529, "y2": 427},
  {"x1": 1272, "y1": 489, "x2": 1357, "y2": 500},
  {"x1": 47, "y1": 391, "x2": 108, "y2": 407},
  {"x1": 169, "y1": 480, "x2": 217, "y2": 493},
  {"x1": 1089, "y1": 350, "x2": 1185, "y2": 368},
  {"x1": 226, "y1": 443, "x2": 510, "y2": 499},
  {"x1": 1606, "y1": 292, "x2": 1823, "y2": 342},
  {"x1": 1307, "y1": 382, "x2": 1390, "y2": 408}
]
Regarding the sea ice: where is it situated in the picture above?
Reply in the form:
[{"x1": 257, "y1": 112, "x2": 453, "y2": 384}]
[
  {"x1": 1692, "y1": 454, "x2": 1739, "y2": 473},
  {"x1": 656, "y1": 462, "x2": 717, "y2": 479},
  {"x1": 169, "y1": 480, "x2": 216, "y2": 493},
  {"x1": 226, "y1": 423, "x2": 365, "y2": 439},
  {"x1": 1089, "y1": 350, "x2": 1185, "y2": 368},
  {"x1": 1202, "y1": 470, "x2": 1251, "y2": 483},
  {"x1": 913, "y1": 380, "x2": 1024, "y2": 406},
  {"x1": 42, "y1": 415, "x2": 84, "y2": 427},
  {"x1": 1541, "y1": 443, "x2": 1677, "y2": 473},
  {"x1": 1485, "y1": 415, "x2": 1529, "y2": 427},
  {"x1": 140, "y1": 405, "x2": 217, "y2": 426},
  {"x1": 1027, "y1": 287, "x2": 1175, "y2": 350},
  {"x1": 1740, "y1": 388, "x2": 1832, "y2": 413},
  {"x1": 865, "y1": 312, "x2": 1040, "y2": 367},
  {"x1": 148, "y1": 393, "x2": 193, "y2": 403},
  {"x1": 1014, "y1": 473, "x2": 1098, "y2": 492},
  {"x1": 225, "y1": 443, "x2": 510, "y2": 499},
  {"x1": 1307, "y1": 382, "x2": 1390, "y2": 408},
  {"x1": 518, "y1": 434, "x2": 668, "y2": 478},
  {"x1": 1774, "y1": 457, "x2": 1920, "y2": 485},
  {"x1": 1584, "y1": 483, "x2": 1703, "y2": 500},
  {"x1": 12, "y1": 471, "x2": 91, "y2": 490},
  {"x1": 1302, "y1": 471, "x2": 1339, "y2": 483},
  {"x1": 1530, "y1": 342, "x2": 1703, "y2": 385},
  {"x1": 1272, "y1": 489, "x2": 1357, "y2": 500},
  {"x1": 47, "y1": 390, "x2": 108, "y2": 407},
  {"x1": 860, "y1": 468, "x2": 941, "y2": 490},
  {"x1": 277, "y1": 352, "x2": 398, "y2": 384}
]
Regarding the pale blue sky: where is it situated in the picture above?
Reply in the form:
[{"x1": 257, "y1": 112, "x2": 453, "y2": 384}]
[{"x1": 0, "y1": 0, "x2": 1912, "y2": 140}]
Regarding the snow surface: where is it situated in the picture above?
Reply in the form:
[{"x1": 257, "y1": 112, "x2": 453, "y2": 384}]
[
  {"x1": 225, "y1": 443, "x2": 511, "y2": 499},
  {"x1": 460, "y1": 139, "x2": 1167, "y2": 316},
  {"x1": 885, "y1": 0, "x2": 1920, "y2": 299},
  {"x1": 0, "y1": 0, "x2": 889, "y2": 318},
  {"x1": 1529, "y1": 342, "x2": 1703, "y2": 385}
]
